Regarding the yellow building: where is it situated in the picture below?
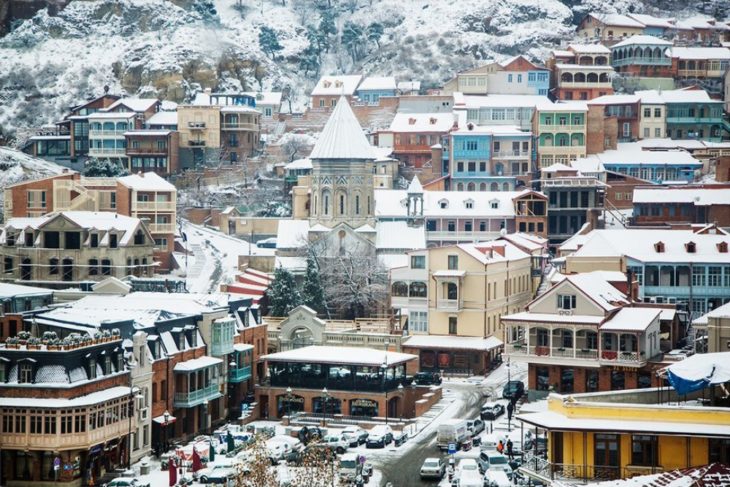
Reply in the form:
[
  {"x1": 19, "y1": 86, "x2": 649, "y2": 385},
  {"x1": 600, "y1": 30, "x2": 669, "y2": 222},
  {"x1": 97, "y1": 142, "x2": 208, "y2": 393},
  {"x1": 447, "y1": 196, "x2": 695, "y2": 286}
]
[{"x1": 518, "y1": 387, "x2": 730, "y2": 484}]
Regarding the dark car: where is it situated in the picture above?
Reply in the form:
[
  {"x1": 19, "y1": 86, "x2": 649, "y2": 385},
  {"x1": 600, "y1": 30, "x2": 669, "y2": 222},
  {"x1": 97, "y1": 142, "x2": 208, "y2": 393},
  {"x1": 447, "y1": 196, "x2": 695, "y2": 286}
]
[
  {"x1": 413, "y1": 371, "x2": 442, "y2": 386},
  {"x1": 366, "y1": 425, "x2": 393, "y2": 448},
  {"x1": 393, "y1": 430, "x2": 409, "y2": 446},
  {"x1": 480, "y1": 402, "x2": 505, "y2": 420},
  {"x1": 502, "y1": 380, "x2": 525, "y2": 400}
]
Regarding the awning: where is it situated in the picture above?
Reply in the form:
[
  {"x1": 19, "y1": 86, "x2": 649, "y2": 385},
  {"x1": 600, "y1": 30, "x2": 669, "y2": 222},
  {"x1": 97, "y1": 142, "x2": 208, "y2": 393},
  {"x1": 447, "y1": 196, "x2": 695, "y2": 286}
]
[
  {"x1": 663, "y1": 352, "x2": 730, "y2": 395},
  {"x1": 152, "y1": 414, "x2": 177, "y2": 425}
]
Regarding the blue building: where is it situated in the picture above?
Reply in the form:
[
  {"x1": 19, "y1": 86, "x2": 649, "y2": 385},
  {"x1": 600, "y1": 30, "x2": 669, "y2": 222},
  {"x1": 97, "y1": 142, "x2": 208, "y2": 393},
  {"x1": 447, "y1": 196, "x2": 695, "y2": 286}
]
[
  {"x1": 610, "y1": 35, "x2": 674, "y2": 75},
  {"x1": 450, "y1": 125, "x2": 534, "y2": 191},
  {"x1": 356, "y1": 76, "x2": 397, "y2": 105},
  {"x1": 586, "y1": 144, "x2": 702, "y2": 184}
]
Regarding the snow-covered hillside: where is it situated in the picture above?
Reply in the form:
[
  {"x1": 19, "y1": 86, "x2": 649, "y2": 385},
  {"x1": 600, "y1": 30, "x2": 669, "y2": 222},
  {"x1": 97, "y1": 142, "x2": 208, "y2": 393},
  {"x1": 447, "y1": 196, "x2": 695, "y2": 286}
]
[
  {"x1": 0, "y1": 147, "x2": 66, "y2": 220},
  {"x1": 0, "y1": 0, "x2": 722, "y2": 137}
]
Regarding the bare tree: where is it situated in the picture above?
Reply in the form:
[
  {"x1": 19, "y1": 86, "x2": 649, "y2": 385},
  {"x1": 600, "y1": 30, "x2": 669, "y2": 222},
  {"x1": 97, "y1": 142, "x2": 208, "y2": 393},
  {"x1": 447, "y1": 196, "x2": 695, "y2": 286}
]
[{"x1": 280, "y1": 134, "x2": 312, "y2": 162}]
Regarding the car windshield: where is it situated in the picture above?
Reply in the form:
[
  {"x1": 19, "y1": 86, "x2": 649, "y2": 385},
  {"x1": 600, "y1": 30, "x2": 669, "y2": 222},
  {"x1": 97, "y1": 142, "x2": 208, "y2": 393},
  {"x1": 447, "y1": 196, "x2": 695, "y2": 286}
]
[
  {"x1": 490, "y1": 456, "x2": 508, "y2": 464},
  {"x1": 461, "y1": 463, "x2": 478, "y2": 470},
  {"x1": 424, "y1": 460, "x2": 439, "y2": 467},
  {"x1": 340, "y1": 460, "x2": 357, "y2": 468}
]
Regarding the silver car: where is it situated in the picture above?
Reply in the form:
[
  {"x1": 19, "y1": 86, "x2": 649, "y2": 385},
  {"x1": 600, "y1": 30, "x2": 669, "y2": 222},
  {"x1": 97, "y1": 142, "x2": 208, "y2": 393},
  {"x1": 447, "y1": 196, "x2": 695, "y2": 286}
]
[{"x1": 420, "y1": 457, "x2": 446, "y2": 479}]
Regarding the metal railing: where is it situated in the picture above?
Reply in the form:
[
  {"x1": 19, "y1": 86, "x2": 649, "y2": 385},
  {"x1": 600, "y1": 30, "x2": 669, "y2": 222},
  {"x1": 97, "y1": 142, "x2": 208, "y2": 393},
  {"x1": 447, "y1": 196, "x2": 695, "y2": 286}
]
[
  {"x1": 520, "y1": 452, "x2": 621, "y2": 484},
  {"x1": 173, "y1": 384, "x2": 220, "y2": 408},
  {"x1": 229, "y1": 365, "x2": 252, "y2": 383},
  {"x1": 132, "y1": 201, "x2": 176, "y2": 212}
]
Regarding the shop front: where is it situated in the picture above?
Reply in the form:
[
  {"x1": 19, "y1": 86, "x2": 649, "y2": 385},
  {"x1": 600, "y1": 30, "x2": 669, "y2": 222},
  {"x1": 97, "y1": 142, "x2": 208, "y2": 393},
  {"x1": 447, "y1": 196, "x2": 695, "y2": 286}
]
[{"x1": 402, "y1": 335, "x2": 503, "y2": 375}]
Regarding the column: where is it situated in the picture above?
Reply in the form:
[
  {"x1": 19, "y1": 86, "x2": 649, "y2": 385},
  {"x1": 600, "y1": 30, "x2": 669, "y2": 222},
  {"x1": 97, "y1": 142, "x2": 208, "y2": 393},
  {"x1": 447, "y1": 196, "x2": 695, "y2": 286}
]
[{"x1": 572, "y1": 326, "x2": 577, "y2": 359}]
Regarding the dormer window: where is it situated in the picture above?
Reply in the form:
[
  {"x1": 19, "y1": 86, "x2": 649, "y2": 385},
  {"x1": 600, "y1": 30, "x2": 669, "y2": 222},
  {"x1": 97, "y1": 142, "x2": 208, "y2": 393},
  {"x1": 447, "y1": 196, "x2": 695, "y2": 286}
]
[
  {"x1": 88, "y1": 359, "x2": 97, "y2": 380},
  {"x1": 429, "y1": 117, "x2": 437, "y2": 125},
  {"x1": 90, "y1": 234, "x2": 99, "y2": 248},
  {"x1": 490, "y1": 199, "x2": 499, "y2": 209},
  {"x1": 685, "y1": 241, "x2": 696, "y2": 253},
  {"x1": 438, "y1": 199, "x2": 449, "y2": 209},
  {"x1": 109, "y1": 233, "x2": 118, "y2": 248},
  {"x1": 464, "y1": 199, "x2": 474, "y2": 209},
  {"x1": 718, "y1": 242, "x2": 728, "y2": 253},
  {"x1": 335, "y1": 81, "x2": 343, "y2": 88},
  {"x1": 177, "y1": 332, "x2": 185, "y2": 351},
  {"x1": 19, "y1": 363, "x2": 33, "y2": 384},
  {"x1": 6, "y1": 233, "x2": 15, "y2": 246},
  {"x1": 323, "y1": 81, "x2": 331, "y2": 88},
  {"x1": 133, "y1": 231, "x2": 145, "y2": 245},
  {"x1": 654, "y1": 242, "x2": 665, "y2": 253},
  {"x1": 408, "y1": 117, "x2": 416, "y2": 125},
  {"x1": 104, "y1": 356, "x2": 112, "y2": 375}
]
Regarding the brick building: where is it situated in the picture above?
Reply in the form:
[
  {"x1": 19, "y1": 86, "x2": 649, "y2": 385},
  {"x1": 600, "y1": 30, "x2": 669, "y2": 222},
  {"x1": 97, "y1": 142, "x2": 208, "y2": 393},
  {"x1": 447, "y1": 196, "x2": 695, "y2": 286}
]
[
  {"x1": 631, "y1": 185, "x2": 730, "y2": 227},
  {"x1": 0, "y1": 283, "x2": 53, "y2": 340}
]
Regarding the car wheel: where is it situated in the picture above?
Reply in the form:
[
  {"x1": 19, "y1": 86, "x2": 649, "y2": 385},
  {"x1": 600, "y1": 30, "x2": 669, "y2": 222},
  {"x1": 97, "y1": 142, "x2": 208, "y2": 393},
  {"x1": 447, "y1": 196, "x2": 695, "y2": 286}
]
[
  {"x1": 336, "y1": 447, "x2": 345, "y2": 454},
  {"x1": 200, "y1": 476, "x2": 208, "y2": 483}
]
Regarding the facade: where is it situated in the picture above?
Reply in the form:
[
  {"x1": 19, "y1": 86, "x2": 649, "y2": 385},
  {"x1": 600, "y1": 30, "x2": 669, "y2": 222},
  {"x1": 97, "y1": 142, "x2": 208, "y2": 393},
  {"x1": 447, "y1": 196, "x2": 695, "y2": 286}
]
[
  {"x1": 632, "y1": 185, "x2": 730, "y2": 228},
  {"x1": 518, "y1": 388, "x2": 730, "y2": 484},
  {"x1": 533, "y1": 101, "x2": 588, "y2": 168},
  {"x1": 552, "y1": 64, "x2": 614, "y2": 101},
  {"x1": 0, "y1": 283, "x2": 53, "y2": 340},
  {"x1": 673, "y1": 47, "x2": 730, "y2": 80},
  {"x1": 635, "y1": 89, "x2": 724, "y2": 142},
  {"x1": 257, "y1": 346, "x2": 422, "y2": 420},
  {"x1": 0, "y1": 334, "x2": 134, "y2": 485},
  {"x1": 310, "y1": 75, "x2": 363, "y2": 110},
  {"x1": 21, "y1": 126, "x2": 71, "y2": 164},
  {"x1": 577, "y1": 13, "x2": 648, "y2": 44},
  {"x1": 0, "y1": 212, "x2": 156, "y2": 285},
  {"x1": 503, "y1": 272, "x2": 666, "y2": 397},
  {"x1": 588, "y1": 95, "x2": 640, "y2": 143},
  {"x1": 380, "y1": 112, "x2": 453, "y2": 168},
  {"x1": 356, "y1": 76, "x2": 397, "y2": 105},
  {"x1": 610, "y1": 35, "x2": 674, "y2": 77},
  {"x1": 540, "y1": 165, "x2": 604, "y2": 247},
  {"x1": 125, "y1": 130, "x2": 179, "y2": 176},
  {"x1": 64, "y1": 94, "x2": 121, "y2": 161},
  {"x1": 457, "y1": 93, "x2": 548, "y2": 132},
  {"x1": 442, "y1": 57, "x2": 550, "y2": 96},
  {"x1": 563, "y1": 227, "x2": 730, "y2": 317},
  {"x1": 449, "y1": 124, "x2": 534, "y2": 191}
]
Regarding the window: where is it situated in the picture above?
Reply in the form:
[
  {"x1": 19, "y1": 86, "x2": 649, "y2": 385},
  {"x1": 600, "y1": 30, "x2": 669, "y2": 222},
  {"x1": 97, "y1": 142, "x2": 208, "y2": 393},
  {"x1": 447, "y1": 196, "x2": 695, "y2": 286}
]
[
  {"x1": 457, "y1": 162, "x2": 464, "y2": 172},
  {"x1": 643, "y1": 108, "x2": 651, "y2": 118},
  {"x1": 557, "y1": 295, "x2": 576, "y2": 310},
  {"x1": 479, "y1": 161, "x2": 486, "y2": 172},
  {"x1": 466, "y1": 140, "x2": 478, "y2": 151},
  {"x1": 631, "y1": 435, "x2": 657, "y2": 466},
  {"x1": 410, "y1": 311, "x2": 428, "y2": 333},
  {"x1": 19, "y1": 364, "x2": 33, "y2": 383},
  {"x1": 517, "y1": 74, "x2": 522, "y2": 83},
  {"x1": 447, "y1": 255, "x2": 459, "y2": 270},
  {"x1": 692, "y1": 266, "x2": 706, "y2": 286},
  {"x1": 643, "y1": 128, "x2": 649, "y2": 138},
  {"x1": 493, "y1": 141, "x2": 501, "y2": 153},
  {"x1": 536, "y1": 367, "x2": 549, "y2": 391},
  {"x1": 45, "y1": 415, "x2": 56, "y2": 434},
  {"x1": 447, "y1": 221, "x2": 455, "y2": 232},
  {"x1": 49, "y1": 258, "x2": 59, "y2": 275},
  {"x1": 410, "y1": 255, "x2": 425, "y2": 269},
  {"x1": 30, "y1": 414, "x2": 42, "y2": 434},
  {"x1": 709, "y1": 438, "x2": 730, "y2": 465},
  {"x1": 655, "y1": 128, "x2": 661, "y2": 137},
  {"x1": 654, "y1": 108, "x2": 661, "y2": 118},
  {"x1": 109, "y1": 234, "x2": 118, "y2": 248},
  {"x1": 709, "y1": 267, "x2": 722, "y2": 286},
  {"x1": 465, "y1": 221, "x2": 472, "y2": 231},
  {"x1": 88, "y1": 359, "x2": 97, "y2": 380},
  {"x1": 465, "y1": 200, "x2": 473, "y2": 209},
  {"x1": 448, "y1": 317, "x2": 457, "y2": 335}
]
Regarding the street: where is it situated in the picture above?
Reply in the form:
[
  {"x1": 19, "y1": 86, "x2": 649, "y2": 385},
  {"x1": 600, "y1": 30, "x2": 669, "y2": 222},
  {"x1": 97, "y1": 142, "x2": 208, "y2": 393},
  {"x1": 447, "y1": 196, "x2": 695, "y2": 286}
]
[{"x1": 373, "y1": 363, "x2": 527, "y2": 486}]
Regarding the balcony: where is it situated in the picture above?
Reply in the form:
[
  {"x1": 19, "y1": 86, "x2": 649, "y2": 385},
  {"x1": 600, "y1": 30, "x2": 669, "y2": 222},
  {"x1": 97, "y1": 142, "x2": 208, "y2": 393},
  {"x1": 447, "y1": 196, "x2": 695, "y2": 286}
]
[
  {"x1": 520, "y1": 452, "x2": 621, "y2": 485},
  {"x1": 132, "y1": 201, "x2": 176, "y2": 212},
  {"x1": 221, "y1": 122, "x2": 258, "y2": 131},
  {"x1": 0, "y1": 417, "x2": 129, "y2": 451},
  {"x1": 666, "y1": 116, "x2": 721, "y2": 124},
  {"x1": 126, "y1": 147, "x2": 168, "y2": 155},
  {"x1": 88, "y1": 147, "x2": 127, "y2": 156},
  {"x1": 599, "y1": 350, "x2": 646, "y2": 366},
  {"x1": 173, "y1": 383, "x2": 221, "y2": 408},
  {"x1": 147, "y1": 223, "x2": 176, "y2": 233},
  {"x1": 538, "y1": 124, "x2": 585, "y2": 133},
  {"x1": 188, "y1": 140, "x2": 206, "y2": 147},
  {"x1": 559, "y1": 81, "x2": 612, "y2": 89},
  {"x1": 427, "y1": 231, "x2": 499, "y2": 241},
  {"x1": 492, "y1": 150, "x2": 530, "y2": 159},
  {"x1": 540, "y1": 176, "x2": 601, "y2": 187},
  {"x1": 188, "y1": 121, "x2": 206, "y2": 129},
  {"x1": 88, "y1": 130, "x2": 129, "y2": 138},
  {"x1": 391, "y1": 296, "x2": 428, "y2": 309},
  {"x1": 229, "y1": 365, "x2": 252, "y2": 383},
  {"x1": 539, "y1": 145, "x2": 586, "y2": 156},
  {"x1": 436, "y1": 299, "x2": 461, "y2": 311},
  {"x1": 643, "y1": 285, "x2": 729, "y2": 298}
]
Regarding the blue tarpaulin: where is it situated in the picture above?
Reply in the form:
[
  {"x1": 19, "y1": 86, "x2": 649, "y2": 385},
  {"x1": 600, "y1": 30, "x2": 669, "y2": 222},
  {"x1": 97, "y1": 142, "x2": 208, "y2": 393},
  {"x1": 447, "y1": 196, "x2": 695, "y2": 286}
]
[{"x1": 665, "y1": 352, "x2": 730, "y2": 395}]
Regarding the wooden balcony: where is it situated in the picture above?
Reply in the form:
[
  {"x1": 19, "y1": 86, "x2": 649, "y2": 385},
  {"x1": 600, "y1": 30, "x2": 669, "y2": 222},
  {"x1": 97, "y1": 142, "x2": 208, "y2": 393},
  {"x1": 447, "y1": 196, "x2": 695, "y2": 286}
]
[
  {"x1": 132, "y1": 201, "x2": 176, "y2": 212},
  {"x1": 0, "y1": 418, "x2": 129, "y2": 451},
  {"x1": 147, "y1": 223, "x2": 176, "y2": 233}
]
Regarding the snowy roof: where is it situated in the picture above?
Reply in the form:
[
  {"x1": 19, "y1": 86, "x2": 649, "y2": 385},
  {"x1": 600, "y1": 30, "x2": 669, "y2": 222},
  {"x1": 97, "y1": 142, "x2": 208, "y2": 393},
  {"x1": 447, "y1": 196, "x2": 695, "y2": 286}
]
[
  {"x1": 372, "y1": 146, "x2": 396, "y2": 162},
  {"x1": 261, "y1": 345, "x2": 416, "y2": 366},
  {"x1": 541, "y1": 163, "x2": 575, "y2": 173},
  {"x1": 535, "y1": 100, "x2": 588, "y2": 112},
  {"x1": 407, "y1": 176, "x2": 423, "y2": 193},
  {"x1": 220, "y1": 105, "x2": 260, "y2": 114},
  {"x1": 375, "y1": 221, "x2": 426, "y2": 250},
  {"x1": 452, "y1": 124, "x2": 528, "y2": 136},
  {"x1": 570, "y1": 157, "x2": 605, "y2": 174},
  {"x1": 173, "y1": 355, "x2": 222, "y2": 372},
  {"x1": 664, "y1": 352, "x2": 730, "y2": 390},
  {"x1": 499, "y1": 232, "x2": 548, "y2": 253},
  {"x1": 275, "y1": 220, "x2": 310, "y2": 249},
  {"x1": 124, "y1": 130, "x2": 172, "y2": 136},
  {"x1": 567, "y1": 44, "x2": 612, "y2": 54},
  {"x1": 633, "y1": 138, "x2": 707, "y2": 150},
  {"x1": 285, "y1": 158, "x2": 312, "y2": 170},
  {"x1": 403, "y1": 335, "x2": 503, "y2": 351},
  {"x1": 587, "y1": 94, "x2": 639, "y2": 105},
  {"x1": 612, "y1": 35, "x2": 673, "y2": 48},
  {"x1": 2, "y1": 211, "x2": 146, "y2": 246},
  {"x1": 552, "y1": 49, "x2": 574, "y2": 57},
  {"x1": 502, "y1": 311, "x2": 605, "y2": 325},
  {"x1": 387, "y1": 113, "x2": 454, "y2": 133},
  {"x1": 518, "y1": 409, "x2": 730, "y2": 437},
  {"x1": 146, "y1": 111, "x2": 178, "y2": 126},
  {"x1": 243, "y1": 91, "x2": 283, "y2": 106},
  {"x1": 397, "y1": 81, "x2": 421, "y2": 92},
  {"x1": 568, "y1": 229, "x2": 730, "y2": 263},
  {"x1": 589, "y1": 145, "x2": 702, "y2": 167},
  {"x1": 562, "y1": 273, "x2": 629, "y2": 311},
  {"x1": 358, "y1": 76, "x2": 397, "y2": 91},
  {"x1": 554, "y1": 64, "x2": 614, "y2": 71},
  {"x1": 309, "y1": 97, "x2": 376, "y2": 160},
  {"x1": 106, "y1": 98, "x2": 159, "y2": 113},
  {"x1": 633, "y1": 187, "x2": 730, "y2": 206},
  {"x1": 461, "y1": 94, "x2": 548, "y2": 109},
  {"x1": 626, "y1": 14, "x2": 675, "y2": 29},
  {"x1": 0, "y1": 386, "x2": 133, "y2": 408},
  {"x1": 354, "y1": 224, "x2": 376, "y2": 233},
  {"x1": 591, "y1": 13, "x2": 645, "y2": 28},
  {"x1": 118, "y1": 172, "x2": 176, "y2": 191},
  {"x1": 670, "y1": 47, "x2": 730, "y2": 60},
  {"x1": 87, "y1": 111, "x2": 135, "y2": 120},
  {"x1": 589, "y1": 464, "x2": 730, "y2": 487},
  {"x1": 275, "y1": 256, "x2": 307, "y2": 273},
  {"x1": 458, "y1": 241, "x2": 531, "y2": 265},
  {"x1": 0, "y1": 282, "x2": 53, "y2": 298},
  {"x1": 600, "y1": 307, "x2": 660, "y2": 332},
  {"x1": 635, "y1": 89, "x2": 719, "y2": 104},
  {"x1": 311, "y1": 75, "x2": 363, "y2": 96},
  {"x1": 374, "y1": 189, "x2": 539, "y2": 218},
  {"x1": 378, "y1": 254, "x2": 409, "y2": 270}
]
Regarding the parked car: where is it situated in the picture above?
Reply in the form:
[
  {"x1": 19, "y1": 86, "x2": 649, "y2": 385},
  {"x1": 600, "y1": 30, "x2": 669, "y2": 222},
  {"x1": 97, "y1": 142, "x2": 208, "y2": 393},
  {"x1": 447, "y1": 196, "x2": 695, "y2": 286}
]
[
  {"x1": 420, "y1": 457, "x2": 446, "y2": 480},
  {"x1": 196, "y1": 465, "x2": 236, "y2": 484},
  {"x1": 322, "y1": 434, "x2": 349, "y2": 454},
  {"x1": 454, "y1": 458, "x2": 482, "y2": 486},
  {"x1": 484, "y1": 470, "x2": 512, "y2": 487},
  {"x1": 502, "y1": 380, "x2": 525, "y2": 400},
  {"x1": 256, "y1": 237, "x2": 277, "y2": 248},
  {"x1": 466, "y1": 418, "x2": 484, "y2": 436},
  {"x1": 477, "y1": 451, "x2": 513, "y2": 477},
  {"x1": 437, "y1": 419, "x2": 469, "y2": 450},
  {"x1": 105, "y1": 479, "x2": 150, "y2": 487},
  {"x1": 341, "y1": 425, "x2": 369, "y2": 446},
  {"x1": 393, "y1": 430, "x2": 409, "y2": 446},
  {"x1": 366, "y1": 425, "x2": 393, "y2": 448},
  {"x1": 480, "y1": 402, "x2": 505, "y2": 421},
  {"x1": 413, "y1": 371, "x2": 442, "y2": 385}
]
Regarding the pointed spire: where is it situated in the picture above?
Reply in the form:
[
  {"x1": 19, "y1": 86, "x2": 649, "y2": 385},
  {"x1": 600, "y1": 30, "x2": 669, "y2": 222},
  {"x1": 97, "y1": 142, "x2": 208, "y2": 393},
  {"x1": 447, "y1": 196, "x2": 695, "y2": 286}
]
[
  {"x1": 407, "y1": 175, "x2": 423, "y2": 193},
  {"x1": 309, "y1": 96, "x2": 375, "y2": 160}
]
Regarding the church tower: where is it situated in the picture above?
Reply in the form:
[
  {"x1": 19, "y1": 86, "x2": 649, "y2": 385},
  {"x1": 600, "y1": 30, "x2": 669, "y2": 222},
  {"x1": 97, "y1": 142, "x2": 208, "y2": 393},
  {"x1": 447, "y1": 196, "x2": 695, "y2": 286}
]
[
  {"x1": 309, "y1": 97, "x2": 376, "y2": 228},
  {"x1": 406, "y1": 175, "x2": 424, "y2": 226}
]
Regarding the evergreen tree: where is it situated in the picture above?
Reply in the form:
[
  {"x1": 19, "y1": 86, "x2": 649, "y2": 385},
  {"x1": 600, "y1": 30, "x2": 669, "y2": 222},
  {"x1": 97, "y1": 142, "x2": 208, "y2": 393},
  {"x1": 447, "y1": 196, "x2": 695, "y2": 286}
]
[
  {"x1": 266, "y1": 266, "x2": 301, "y2": 316},
  {"x1": 258, "y1": 26, "x2": 283, "y2": 59},
  {"x1": 319, "y1": 9, "x2": 337, "y2": 38},
  {"x1": 83, "y1": 158, "x2": 128, "y2": 177},
  {"x1": 301, "y1": 256, "x2": 326, "y2": 315},
  {"x1": 299, "y1": 45, "x2": 321, "y2": 76},
  {"x1": 366, "y1": 22, "x2": 383, "y2": 50},
  {"x1": 342, "y1": 22, "x2": 364, "y2": 61}
]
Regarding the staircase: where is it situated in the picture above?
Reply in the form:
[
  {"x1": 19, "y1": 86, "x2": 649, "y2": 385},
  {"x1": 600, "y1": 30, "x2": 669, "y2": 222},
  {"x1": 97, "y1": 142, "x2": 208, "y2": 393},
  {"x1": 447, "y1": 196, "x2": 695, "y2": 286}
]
[
  {"x1": 603, "y1": 199, "x2": 628, "y2": 228},
  {"x1": 535, "y1": 262, "x2": 554, "y2": 297}
]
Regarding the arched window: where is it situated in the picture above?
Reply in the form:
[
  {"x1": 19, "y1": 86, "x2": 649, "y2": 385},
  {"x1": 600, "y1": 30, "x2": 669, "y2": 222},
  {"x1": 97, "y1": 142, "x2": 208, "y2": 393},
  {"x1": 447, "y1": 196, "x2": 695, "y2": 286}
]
[
  {"x1": 391, "y1": 282, "x2": 408, "y2": 297},
  {"x1": 456, "y1": 183, "x2": 464, "y2": 191},
  {"x1": 101, "y1": 259, "x2": 111, "y2": 276},
  {"x1": 467, "y1": 182, "x2": 475, "y2": 191},
  {"x1": 586, "y1": 73, "x2": 598, "y2": 83},
  {"x1": 62, "y1": 258, "x2": 73, "y2": 282},
  {"x1": 490, "y1": 183, "x2": 499, "y2": 191},
  {"x1": 574, "y1": 72, "x2": 586, "y2": 83},
  {"x1": 49, "y1": 258, "x2": 59, "y2": 275},
  {"x1": 409, "y1": 282, "x2": 427, "y2": 298},
  {"x1": 599, "y1": 73, "x2": 609, "y2": 83},
  {"x1": 88, "y1": 258, "x2": 99, "y2": 276},
  {"x1": 502, "y1": 182, "x2": 510, "y2": 191},
  {"x1": 561, "y1": 72, "x2": 574, "y2": 83},
  {"x1": 321, "y1": 190, "x2": 331, "y2": 216},
  {"x1": 338, "y1": 193, "x2": 346, "y2": 215},
  {"x1": 479, "y1": 183, "x2": 487, "y2": 191},
  {"x1": 446, "y1": 282, "x2": 458, "y2": 300}
]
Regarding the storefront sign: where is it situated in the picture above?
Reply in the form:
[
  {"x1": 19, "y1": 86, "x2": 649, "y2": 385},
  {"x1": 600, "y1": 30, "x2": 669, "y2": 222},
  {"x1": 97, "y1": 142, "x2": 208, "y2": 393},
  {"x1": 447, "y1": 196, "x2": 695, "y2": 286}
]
[{"x1": 351, "y1": 399, "x2": 376, "y2": 408}]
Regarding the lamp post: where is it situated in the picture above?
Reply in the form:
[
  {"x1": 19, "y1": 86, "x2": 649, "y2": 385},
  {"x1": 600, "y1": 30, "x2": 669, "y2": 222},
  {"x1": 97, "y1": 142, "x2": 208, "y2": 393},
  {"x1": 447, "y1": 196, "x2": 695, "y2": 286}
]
[
  {"x1": 382, "y1": 339, "x2": 390, "y2": 424},
  {"x1": 286, "y1": 386, "x2": 293, "y2": 419},
  {"x1": 163, "y1": 410, "x2": 170, "y2": 454},
  {"x1": 397, "y1": 383, "x2": 403, "y2": 420},
  {"x1": 321, "y1": 387, "x2": 329, "y2": 426}
]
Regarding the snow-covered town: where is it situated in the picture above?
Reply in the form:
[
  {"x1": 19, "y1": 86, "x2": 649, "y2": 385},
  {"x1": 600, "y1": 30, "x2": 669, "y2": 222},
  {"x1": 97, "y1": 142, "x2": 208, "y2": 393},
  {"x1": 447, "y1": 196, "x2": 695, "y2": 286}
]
[{"x1": 2, "y1": 0, "x2": 730, "y2": 486}]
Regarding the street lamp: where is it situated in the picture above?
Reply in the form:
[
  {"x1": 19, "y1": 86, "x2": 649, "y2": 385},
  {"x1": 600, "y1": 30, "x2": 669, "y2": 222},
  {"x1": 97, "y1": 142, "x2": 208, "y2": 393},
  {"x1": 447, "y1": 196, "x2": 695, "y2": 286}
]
[
  {"x1": 397, "y1": 384, "x2": 404, "y2": 420},
  {"x1": 382, "y1": 339, "x2": 390, "y2": 424},
  {"x1": 163, "y1": 410, "x2": 170, "y2": 454},
  {"x1": 321, "y1": 387, "x2": 329, "y2": 426},
  {"x1": 286, "y1": 386, "x2": 293, "y2": 418}
]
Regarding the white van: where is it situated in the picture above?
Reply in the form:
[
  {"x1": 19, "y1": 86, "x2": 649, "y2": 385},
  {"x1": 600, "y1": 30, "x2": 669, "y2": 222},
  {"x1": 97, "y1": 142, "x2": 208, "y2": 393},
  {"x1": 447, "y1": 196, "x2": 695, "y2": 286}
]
[{"x1": 484, "y1": 470, "x2": 511, "y2": 487}]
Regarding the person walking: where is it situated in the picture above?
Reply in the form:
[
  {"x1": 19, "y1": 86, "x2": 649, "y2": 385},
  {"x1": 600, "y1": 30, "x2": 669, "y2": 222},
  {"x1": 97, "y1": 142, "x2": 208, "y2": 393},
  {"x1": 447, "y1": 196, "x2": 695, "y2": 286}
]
[
  {"x1": 496, "y1": 439, "x2": 504, "y2": 454},
  {"x1": 506, "y1": 438, "x2": 514, "y2": 460}
]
